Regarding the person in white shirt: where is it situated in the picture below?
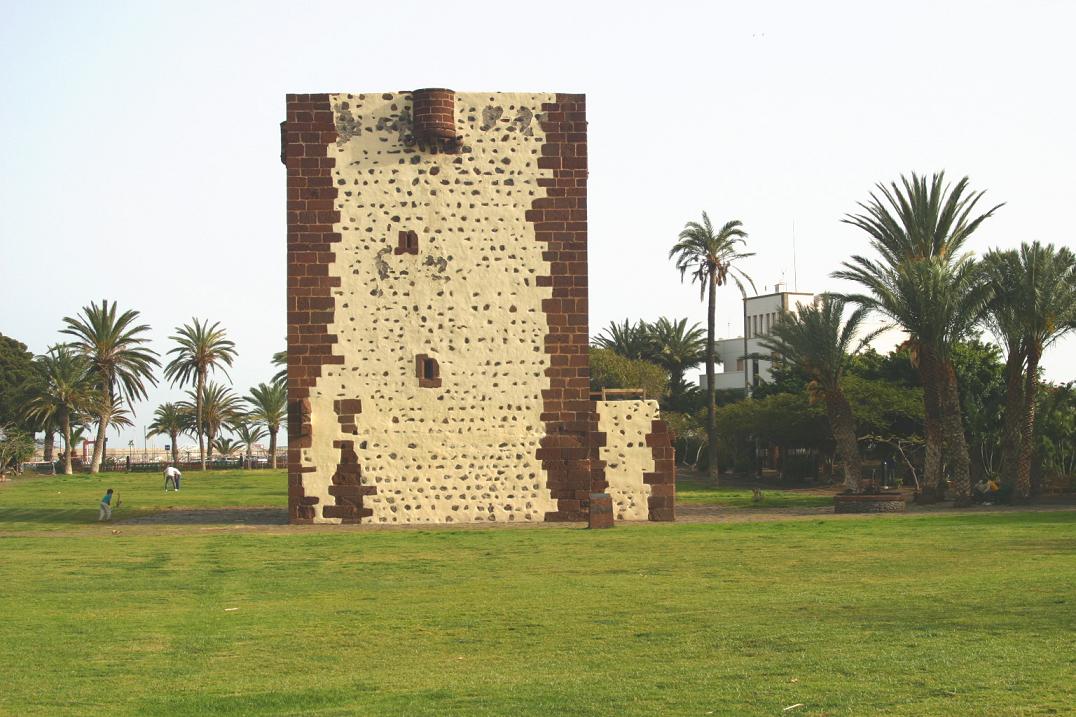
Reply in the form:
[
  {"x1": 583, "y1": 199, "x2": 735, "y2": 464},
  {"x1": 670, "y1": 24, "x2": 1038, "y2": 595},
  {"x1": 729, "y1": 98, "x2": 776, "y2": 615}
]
[{"x1": 164, "y1": 465, "x2": 182, "y2": 491}]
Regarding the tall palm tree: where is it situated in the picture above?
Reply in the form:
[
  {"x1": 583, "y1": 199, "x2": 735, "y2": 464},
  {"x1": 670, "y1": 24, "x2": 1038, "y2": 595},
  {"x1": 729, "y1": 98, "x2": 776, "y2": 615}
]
[
  {"x1": 61, "y1": 300, "x2": 159, "y2": 473},
  {"x1": 982, "y1": 248, "x2": 1029, "y2": 492},
  {"x1": 93, "y1": 394, "x2": 134, "y2": 435},
  {"x1": 164, "y1": 319, "x2": 237, "y2": 470},
  {"x1": 835, "y1": 172, "x2": 1001, "y2": 503},
  {"x1": 245, "y1": 381, "x2": 286, "y2": 469},
  {"x1": 24, "y1": 409, "x2": 59, "y2": 467},
  {"x1": 837, "y1": 254, "x2": 993, "y2": 502},
  {"x1": 148, "y1": 403, "x2": 185, "y2": 465},
  {"x1": 42, "y1": 422, "x2": 56, "y2": 464},
  {"x1": 24, "y1": 346, "x2": 98, "y2": 475},
  {"x1": 28, "y1": 356, "x2": 59, "y2": 465},
  {"x1": 592, "y1": 319, "x2": 652, "y2": 360},
  {"x1": 272, "y1": 349, "x2": 287, "y2": 389},
  {"x1": 228, "y1": 419, "x2": 268, "y2": 467},
  {"x1": 670, "y1": 212, "x2": 754, "y2": 481},
  {"x1": 985, "y1": 243, "x2": 1076, "y2": 497},
  {"x1": 759, "y1": 295, "x2": 883, "y2": 492},
  {"x1": 178, "y1": 381, "x2": 242, "y2": 462},
  {"x1": 841, "y1": 173, "x2": 1001, "y2": 264},
  {"x1": 92, "y1": 394, "x2": 134, "y2": 470},
  {"x1": 646, "y1": 317, "x2": 706, "y2": 387}
]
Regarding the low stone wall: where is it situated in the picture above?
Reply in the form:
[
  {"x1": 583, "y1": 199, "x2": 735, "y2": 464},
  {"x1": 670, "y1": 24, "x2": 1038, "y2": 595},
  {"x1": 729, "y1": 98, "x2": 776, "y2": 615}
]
[
  {"x1": 595, "y1": 400, "x2": 675, "y2": 521},
  {"x1": 834, "y1": 493, "x2": 906, "y2": 513}
]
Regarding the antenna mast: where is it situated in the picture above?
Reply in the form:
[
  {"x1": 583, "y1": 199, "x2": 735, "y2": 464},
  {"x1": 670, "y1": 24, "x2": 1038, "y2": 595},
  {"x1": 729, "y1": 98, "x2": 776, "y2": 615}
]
[{"x1": 792, "y1": 219, "x2": 799, "y2": 291}]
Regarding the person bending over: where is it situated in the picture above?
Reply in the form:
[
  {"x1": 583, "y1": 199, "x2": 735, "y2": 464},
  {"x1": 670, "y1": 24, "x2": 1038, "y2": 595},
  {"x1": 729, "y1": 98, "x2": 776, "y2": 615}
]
[
  {"x1": 99, "y1": 489, "x2": 114, "y2": 521},
  {"x1": 164, "y1": 465, "x2": 182, "y2": 491}
]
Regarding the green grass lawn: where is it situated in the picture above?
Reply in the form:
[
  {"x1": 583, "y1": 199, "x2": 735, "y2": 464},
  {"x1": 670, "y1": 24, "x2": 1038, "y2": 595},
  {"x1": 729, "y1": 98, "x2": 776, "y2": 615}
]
[
  {"x1": 1, "y1": 472, "x2": 1073, "y2": 715},
  {"x1": 0, "y1": 469, "x2": 285, "y2": 532},
  {"x1": 676, "y1": 473, "x2": 835, "y2": 508},
  {"x1": 0, "y1": 469, "x2": 835, "y2": 527}
]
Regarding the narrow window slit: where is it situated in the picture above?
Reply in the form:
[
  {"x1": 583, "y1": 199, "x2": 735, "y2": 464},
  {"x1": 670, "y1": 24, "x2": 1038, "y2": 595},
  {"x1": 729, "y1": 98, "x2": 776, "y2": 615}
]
[
  {"x1": 395, "y1": 230, "x2": 419, "y2": 255},
  {"x1": 416, "y1": 354, "x2": 441, "y2": 388}
]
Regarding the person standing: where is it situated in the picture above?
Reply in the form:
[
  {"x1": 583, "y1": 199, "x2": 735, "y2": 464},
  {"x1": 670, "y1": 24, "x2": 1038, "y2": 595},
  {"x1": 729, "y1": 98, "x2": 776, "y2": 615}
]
[{"x1": 98, "y1": 489, "x2": 114, "y2": 521}]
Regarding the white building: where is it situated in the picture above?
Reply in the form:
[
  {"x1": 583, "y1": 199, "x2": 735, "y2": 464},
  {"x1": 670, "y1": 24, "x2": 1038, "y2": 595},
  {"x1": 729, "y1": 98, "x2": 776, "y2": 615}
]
[{"x1": 699, "y1": 286, "x2": 816, "y2": 393}]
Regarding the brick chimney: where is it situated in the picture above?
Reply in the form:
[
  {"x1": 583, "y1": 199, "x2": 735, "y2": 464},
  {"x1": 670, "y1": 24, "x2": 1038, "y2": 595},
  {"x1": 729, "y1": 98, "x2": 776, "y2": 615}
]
[{"x1": 411, "y1": 88, "x2": 459, "y2": 150}]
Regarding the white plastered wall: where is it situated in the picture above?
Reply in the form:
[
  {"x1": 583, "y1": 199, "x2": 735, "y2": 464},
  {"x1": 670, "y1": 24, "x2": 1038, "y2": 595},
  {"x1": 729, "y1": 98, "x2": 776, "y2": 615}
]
[{"x1": 300, "y1": 91, "x2": 561, "y2": 524}]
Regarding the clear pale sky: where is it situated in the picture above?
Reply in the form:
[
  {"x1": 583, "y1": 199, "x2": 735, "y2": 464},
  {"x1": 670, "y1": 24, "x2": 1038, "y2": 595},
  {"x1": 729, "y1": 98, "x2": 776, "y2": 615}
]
[{"x1": 2, "y1": 0, "x2": 1074, "y2": 451}]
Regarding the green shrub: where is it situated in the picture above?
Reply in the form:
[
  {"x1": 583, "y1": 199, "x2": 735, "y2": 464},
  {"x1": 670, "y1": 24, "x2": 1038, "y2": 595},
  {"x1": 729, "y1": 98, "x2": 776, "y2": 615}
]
[{"x1": 589, "y1": 348, "x2": 668, "y2": 400}]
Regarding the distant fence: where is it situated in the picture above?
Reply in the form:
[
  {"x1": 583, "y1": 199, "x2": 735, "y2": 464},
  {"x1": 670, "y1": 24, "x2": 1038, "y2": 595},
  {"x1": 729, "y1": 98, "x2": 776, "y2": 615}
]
[{"x1": 20, "y1": 454, "x2": 286, "y2": 475}]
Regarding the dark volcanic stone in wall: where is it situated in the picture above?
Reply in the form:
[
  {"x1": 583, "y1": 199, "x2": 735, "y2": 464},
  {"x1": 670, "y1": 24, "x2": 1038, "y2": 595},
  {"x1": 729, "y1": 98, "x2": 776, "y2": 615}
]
[
  {"x1": 644, "y1": 420, "x2": 676, "y2": 521},
  {"x1": 527, "y1": 94, "x2": 604, "y2": 522},
  {"x1": 284, "y1": 93, "x2": 344, "y2": 524}
]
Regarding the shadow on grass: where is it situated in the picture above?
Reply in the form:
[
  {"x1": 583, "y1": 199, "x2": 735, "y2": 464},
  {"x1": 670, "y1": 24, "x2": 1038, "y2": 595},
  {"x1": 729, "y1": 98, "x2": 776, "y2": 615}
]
[
  {"x1": 0, "y1": 507, "x2": 289, "y2": 529},
  {"x1": 120, "y1": 508, "x2": 289, "y2": 525},
  {"x1": 675, "y1": 473, "x2": 835, "y2": 508}
]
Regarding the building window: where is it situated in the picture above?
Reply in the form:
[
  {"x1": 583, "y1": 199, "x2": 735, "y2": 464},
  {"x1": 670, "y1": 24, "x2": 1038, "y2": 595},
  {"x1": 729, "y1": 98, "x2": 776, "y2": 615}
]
[
  {"x1": 735, "y1": 358, "x2": 745, "y2": 371},
  {"x1": 752, "y1": 358, "x2": 760, "y2": 388},
  {"x1": 415, "y1": 354, "x2": 441, "y2": 388},
  {"x1": 395, "y1": 230, "x2": 419, "y2": 255}
]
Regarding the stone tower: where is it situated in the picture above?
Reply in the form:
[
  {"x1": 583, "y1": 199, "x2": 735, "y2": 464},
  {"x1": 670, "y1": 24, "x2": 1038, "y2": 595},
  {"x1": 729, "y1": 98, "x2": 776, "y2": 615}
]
[{"x1": 283, "y1": 90, "x2": 673, "y2": 525}]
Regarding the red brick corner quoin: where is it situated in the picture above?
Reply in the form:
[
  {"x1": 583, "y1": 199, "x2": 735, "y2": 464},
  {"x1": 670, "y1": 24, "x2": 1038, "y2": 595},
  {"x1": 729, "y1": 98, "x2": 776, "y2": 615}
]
[
  {"x1": 644, "y1": 420, "x2": 676, "y2": 521},
  {"x1": 283, "y1": 93, "x2": 344, "y2": 524},
  {"x1": 527, "y1": 94, "x2": 605, "y2": 522}
]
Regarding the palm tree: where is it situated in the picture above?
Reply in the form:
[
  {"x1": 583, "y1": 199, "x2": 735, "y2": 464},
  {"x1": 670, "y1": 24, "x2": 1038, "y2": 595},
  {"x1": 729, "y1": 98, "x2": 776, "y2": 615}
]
[
  {"x1": 670, "y1": 212, "x2": 754, "y2": 481},
  {"x1": 42, "y1": 421, "x2": 56, "y2": 464},
  {"x1": 68, "y1": 424, "x2": 90, "y2": 464},
  {"x1": 837, "y1": 254, "x2": 993, "y2": 502},
  {"x1": 212, "y1": 436, "x2": 241, "y2": 458},
  {"x1": 592, "y1": 320, "x2": 652, "y2": 360},
  {"x1": 24, "y1": 408, "x2": 59, "y2": 467},
  {"x1": 841, "y1": 173, "x2": 1001, "y2": 264},
  {"x1": 178, "y1": 381, "x2": 242, "y2": 462},
  {"x1": 646, "y1": 317, "x2": 706, "y2": 387},
  {"x1": 760, "y1": 295, "x2": 884, "y2": 491},
  {"x1": 228, "y1": 419, "x2": 268, "y2": 467},
  {"x1": 164, "y1": 319, "x2": 237, "y2": 470},
  {"x1": 29, "y1": 356, "x2": 58, "y2": 464},
  {"x1": 24, "y1": 346, "x2": 98, "y2": 475},
  {"x1": 985, "y1": 243, "x2": 1076, "y2": 497},
  {"x1": 93, "y1": 393, "x2": 134, "y2": 434},
  {"x1": 148, "y1": 403, "x2": 185, "y2": 465},
  {"x1": 272, "y1": 349, "x2": 287, "y2": 388},
  {"x1": 982, "y1": 249, "x2": 1029, "y2": 492},
  {"x1": 835, "y1": 172, "x2": 1001, "y2": 503},
  {"x1": 245, "y1": 381, "x2": 286, "y2": 468},
  {"x1": 61, "y1": 300, "x2": 159, "y2": 473},
  {"x1": 91, "y1": 394, "x2": 134, "y2": 470}
]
